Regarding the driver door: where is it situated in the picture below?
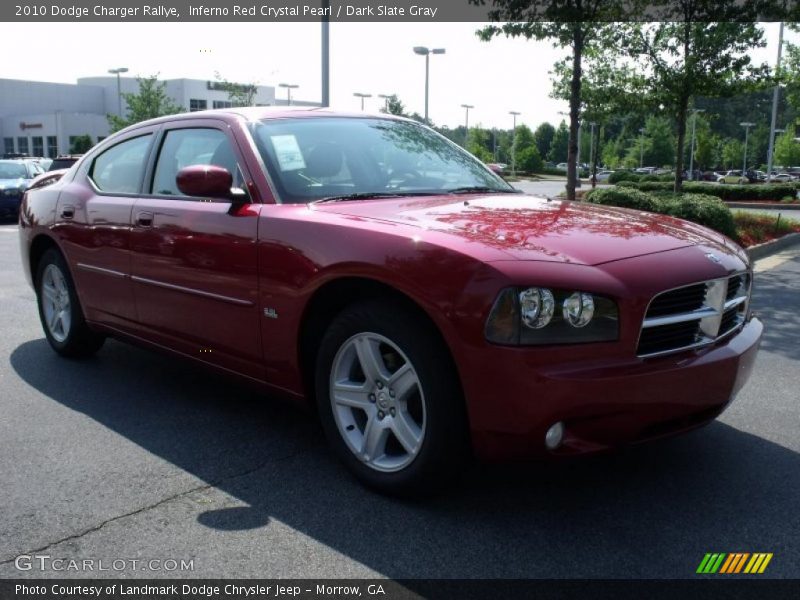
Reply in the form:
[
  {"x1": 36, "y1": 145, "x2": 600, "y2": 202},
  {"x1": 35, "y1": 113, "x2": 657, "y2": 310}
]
[{"x1": 128, "y1": 120, "x2": 263, "y2": 379}]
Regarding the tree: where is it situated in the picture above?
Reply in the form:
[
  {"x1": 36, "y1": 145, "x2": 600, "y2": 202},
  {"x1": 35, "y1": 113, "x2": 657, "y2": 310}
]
[
  {"x1": 214, "y1": 72, "x2": 258, "y2": 107},
  {"x1": 380, "y1": 94, "x2": 406, "y2": 116},
  {"x1": 721, "y1": 138, "x2": 744, "y2": 169},
  {"x1": 475, "y1": 0, "x2": 629, "y2": 200},
  {"x1": 548, "y1": 121, "x2": 569, "y2": 163},
  {"x1": 774, "y1": 129, "x2": 800, "y2": 167},
  {"x1": 466, "y1": 127, "x2": 493, "y2": 162},
  {"x1": 533, "y1": 122, "x2": 555, "y2": 159},
  {"x1": 107, "y1": 75, "x2": 182, "y2": 133},
  {"x1": 626, "y1": 4, "x2": 769, "y2": 191},
  {"x1": 517, "y1": 146, "x2": 543, "y2": 173},
  {"x1": 69, "y1": 135, "x2": 93, "y2": 154}
]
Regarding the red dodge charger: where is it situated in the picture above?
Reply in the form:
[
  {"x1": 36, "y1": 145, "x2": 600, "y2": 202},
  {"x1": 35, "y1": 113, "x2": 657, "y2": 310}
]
[{"x1": 18, "y1": 108, "x2": 762, "y2": 494}]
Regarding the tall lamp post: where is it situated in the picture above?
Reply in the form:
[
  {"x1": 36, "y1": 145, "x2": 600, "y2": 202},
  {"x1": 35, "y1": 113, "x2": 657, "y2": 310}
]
[
  {"x1": 767, "y1": 22, "x2": 785, "y2": 182},
  {"x1": 378, "y1": 94, "x2": 392, "y2": 111},
  {"x1": 509, "y1": 111, "x2": 520, "y2": 176},
  {"x1": 279, "y1": 83, "x2": 299, "y2": 106},
  {"x1": 108, "y1": 67, "x2": 129, "y2": 116},
  {"x1": 353, "y1": 92, "x2": 372, "y2": 111},
  {"x1": 413, "y1": 46, "x2": 445, "y2": 124},
  {"x1": 639, "y1": 127, "x2": 646, "y2": 168},
  {"x1": 740, "y1": 121, "x2": 755, "y2": 178},
  {"x1": 688, "y1": 108, "x2": 706, "y2": 180},
  {"x1": 588, "y1": 121, "x2": 597, "y2": 187},
  {"x1": 461, "y1": 104, "x2": 474, "y2": 146}
]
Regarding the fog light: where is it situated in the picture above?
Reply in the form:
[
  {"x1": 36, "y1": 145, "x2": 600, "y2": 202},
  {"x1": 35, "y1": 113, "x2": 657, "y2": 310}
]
[{"x1": 545, "y1": 421, "x2": 564, "y2": 450}]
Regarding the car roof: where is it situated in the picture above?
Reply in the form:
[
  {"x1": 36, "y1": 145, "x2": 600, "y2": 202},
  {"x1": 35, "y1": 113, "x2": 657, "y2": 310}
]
[{"x1": 117, "y1": 106, "x2": 411, "y2": 136}]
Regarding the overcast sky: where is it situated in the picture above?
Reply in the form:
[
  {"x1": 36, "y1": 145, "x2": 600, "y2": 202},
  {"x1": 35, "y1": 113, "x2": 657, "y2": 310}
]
[{"x1": 1, "y1": 22, "x2": 793, "y2": 130}]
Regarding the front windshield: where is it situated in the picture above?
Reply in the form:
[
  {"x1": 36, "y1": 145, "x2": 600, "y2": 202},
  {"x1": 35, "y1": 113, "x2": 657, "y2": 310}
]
[
  {"x1": 0, "y1": 162, "x2": 28, "y2": 180},
  {"x1": 251, "y1": 117, "x2": 514, "y2": 204}
]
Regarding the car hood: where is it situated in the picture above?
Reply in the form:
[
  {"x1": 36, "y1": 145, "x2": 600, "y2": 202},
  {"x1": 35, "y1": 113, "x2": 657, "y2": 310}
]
[
  {"x1": 0, "y1": 178, "x2": 27, "y2": 189},
  {"x1": 314, "y1": 194, "x2": 741, "y2": 265}
]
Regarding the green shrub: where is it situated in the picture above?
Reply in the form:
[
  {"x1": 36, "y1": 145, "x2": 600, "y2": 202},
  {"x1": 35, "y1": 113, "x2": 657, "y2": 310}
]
[
  {"x1": 659, "y1": 194, "x2": 737, "y2": 238},
  {"x1": 608, "y1": 170, "x2": 642, "y2": 184},
  {"x1": 617, "y1": 181, "x2": 798, "y2": 202},
  {"x1": 583, "y1": 186, "x2": 661, "y2": 212},
  {"x1": 517, "y1": 146, "x2": 543, "y2": 173}
]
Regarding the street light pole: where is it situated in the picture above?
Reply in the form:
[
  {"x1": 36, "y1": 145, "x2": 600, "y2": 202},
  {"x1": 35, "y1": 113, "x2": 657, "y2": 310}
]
[
  {"x1": 588, "y1": 122, "x2": 596, "y2": 187},
  {"x1": 767, "y1": 22, "x2": 785, "y2": 182},
  {"x1": 740, "y1": 121, "x2": 755, "y2": 178},
  {"x1": 108, "y1": 67, "x2": 129, "y2": 116},
  {"x1": 413, "y1": 46, "x2": 445, "y2": 124},
  {"x1": 639, "y1": 127, "x2": 645, "y2": 168},
  {"x1": 688, "y1": 108, "x2": 705, "y2": 180},
  {"x1": 461, "y1": 104, "x2": 474, "y2": 146},
  {"x1": 509, "y1": 111, "x2": 520, "y2": 176},
  {"x1": 279, "y1": 83, "x2": 299, "y2": 106},
  {"x1": 378, "y1": 94, "x2": 392, "y2": 112},
  {"x1": 353, "y1": 92, "x2": 372, "y2": 111}
]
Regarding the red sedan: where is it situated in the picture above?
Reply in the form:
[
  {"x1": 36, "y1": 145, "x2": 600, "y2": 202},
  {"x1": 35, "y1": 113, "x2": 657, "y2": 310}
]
[{"x1": 18, "y1": 108, "x2": 762, "y2": 494}]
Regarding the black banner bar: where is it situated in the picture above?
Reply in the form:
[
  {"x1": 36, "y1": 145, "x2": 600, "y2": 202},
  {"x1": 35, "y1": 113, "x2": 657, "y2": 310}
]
[
  {"x1": 2, "y1": 580, "x2": 800, "y2": 600},
  {"x1": 1, "y1": 0, "x2": 798, "y2": 23}
]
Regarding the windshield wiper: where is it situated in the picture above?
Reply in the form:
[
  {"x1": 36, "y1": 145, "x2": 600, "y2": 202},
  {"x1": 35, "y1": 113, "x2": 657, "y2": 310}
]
[
  {"x1": 444, "y1": 186, "x2": 521, "y2": 195},
  {"x1": 311, "y1": 191, "x2": 439, "y2": 204}
]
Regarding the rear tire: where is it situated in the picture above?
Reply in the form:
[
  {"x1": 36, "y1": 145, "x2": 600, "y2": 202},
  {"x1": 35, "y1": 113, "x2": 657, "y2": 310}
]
[
  {"x1": 36, "y1": 248, "x2": 105, "y2": 358},
  {"x1": 315, "y1": 300, "x2": 470, "y2": 496}
]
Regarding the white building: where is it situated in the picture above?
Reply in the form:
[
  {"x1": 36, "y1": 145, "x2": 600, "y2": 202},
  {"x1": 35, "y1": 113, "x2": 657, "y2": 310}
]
[{"x1": 0, "y1": 76, "x2": 318, "y2": 157}]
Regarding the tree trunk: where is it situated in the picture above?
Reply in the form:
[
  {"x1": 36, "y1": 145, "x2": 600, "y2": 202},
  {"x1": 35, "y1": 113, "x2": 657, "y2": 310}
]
[
  {"x1": 567, "y1": 25, "x2": 584, "y2": 201},
  {"x1": 592, "y1": 123, "x2": 601, "y2": 188},
  {"x1": 674, "y1": 95, "x2": 689, "y2": 193}
]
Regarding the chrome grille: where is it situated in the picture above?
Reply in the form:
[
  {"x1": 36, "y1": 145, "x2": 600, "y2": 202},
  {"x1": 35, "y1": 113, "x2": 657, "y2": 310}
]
[{"x1": 637, "y1": 272, "x2": 751, "y2": 358}]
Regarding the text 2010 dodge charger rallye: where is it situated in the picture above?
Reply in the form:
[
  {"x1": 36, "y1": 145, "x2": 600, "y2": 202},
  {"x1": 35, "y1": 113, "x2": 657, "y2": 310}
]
[{"x1": 18, "y1": 108, "x2": 762, "y2": 494}]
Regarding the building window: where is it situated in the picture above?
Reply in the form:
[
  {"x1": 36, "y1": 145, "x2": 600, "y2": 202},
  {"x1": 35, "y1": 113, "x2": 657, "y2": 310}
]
[
  {"x1": 47, "y1": 136, "x2": 58, "y2": 158},
  {"x1": 189, "y1": 99, "x2": 207, "y2": 112},
  {"x1": 212, "y1": 100, "x2": 232, "y2": 109},
  {"x1": 17, "y1": 137, "x2": 29, "y2": 155},
  {"x1": 3, "y1": 138, "x2": 13, "y2": 154},
  {"x1": 32, "y1": 136, "x2": 44, "y2": 157}
]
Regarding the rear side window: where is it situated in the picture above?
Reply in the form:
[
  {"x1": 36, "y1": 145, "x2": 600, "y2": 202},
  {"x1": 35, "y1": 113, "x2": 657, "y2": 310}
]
[
  {"x1": 90, "y1": 134, "x2": 152, "y2": 194},
  {"x1": 151, "y1": 128, "x2": 243, "y2": 196}
]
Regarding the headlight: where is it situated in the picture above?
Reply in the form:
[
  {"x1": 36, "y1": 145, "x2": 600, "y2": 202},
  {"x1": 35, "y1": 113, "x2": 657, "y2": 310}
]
[{"x1": 485, "y1": 287, "x2": 619, "y2": 345}]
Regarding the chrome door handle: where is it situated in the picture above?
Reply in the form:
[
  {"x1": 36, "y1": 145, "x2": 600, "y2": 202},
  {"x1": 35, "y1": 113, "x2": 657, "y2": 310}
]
[{"x1": 136, "y1": 211, "x2": 154, "y2": 227}]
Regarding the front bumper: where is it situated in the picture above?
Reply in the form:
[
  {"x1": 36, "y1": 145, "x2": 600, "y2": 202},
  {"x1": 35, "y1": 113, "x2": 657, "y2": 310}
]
[{"x1": 468, "y1": 317, "x2": 763, "y2": 460}]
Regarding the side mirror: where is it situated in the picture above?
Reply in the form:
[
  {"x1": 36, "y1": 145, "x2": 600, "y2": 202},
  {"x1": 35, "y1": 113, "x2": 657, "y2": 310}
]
[{"x1": 176, "y1": 164, "x2": 235, "y2": 199}]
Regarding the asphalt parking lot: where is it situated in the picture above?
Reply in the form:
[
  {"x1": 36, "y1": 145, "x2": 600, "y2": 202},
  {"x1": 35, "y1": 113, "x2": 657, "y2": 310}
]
[{"x1": 0, "y1": 221, "x2": 798, "y2": 580}]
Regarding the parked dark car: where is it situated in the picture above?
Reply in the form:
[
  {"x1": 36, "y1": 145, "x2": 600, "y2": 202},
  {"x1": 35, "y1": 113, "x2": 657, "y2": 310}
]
[
  {"x1": 19, "y1": 108, "x2": 762, "y2": 494},
  {"x1": 0, "y1": 159, "x2": 41, "y2": 219},
  {"x1": 46, "y1": 154, "x2": 83, "y2": 172}
]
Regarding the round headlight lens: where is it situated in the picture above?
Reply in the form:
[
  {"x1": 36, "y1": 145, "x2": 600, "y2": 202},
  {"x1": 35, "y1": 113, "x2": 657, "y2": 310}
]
[
  {"x1": 563, "y1": 292, "x2": 595, "y2": 327},
  {"x1": 519, "y1": 287, "x2": 555, "y2": 329}
]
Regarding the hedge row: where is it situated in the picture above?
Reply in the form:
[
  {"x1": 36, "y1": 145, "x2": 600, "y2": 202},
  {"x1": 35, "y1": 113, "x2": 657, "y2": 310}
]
[
  {"x1": 584, "y1": 187, "x2": 737, "y2": 238},
  {"x1": 607, "y1": 171, "x2": 675, "y2": 184},
  {"x1": 615, "y1": 180, "x2": 798, "y2": 201}
]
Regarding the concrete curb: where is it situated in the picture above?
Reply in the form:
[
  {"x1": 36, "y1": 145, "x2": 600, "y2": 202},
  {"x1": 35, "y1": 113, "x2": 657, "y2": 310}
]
[
  {"x1": 748, "y1": 232, "x2": 800, "y2": 262},
  {"x1": 728, "y1": 201, "x2": 800, "y2": 210}
]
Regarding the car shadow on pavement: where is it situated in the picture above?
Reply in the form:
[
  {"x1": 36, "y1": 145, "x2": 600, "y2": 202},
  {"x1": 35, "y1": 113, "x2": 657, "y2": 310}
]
[{"x1": 9, "y1": 335, "x2": 800, "y2": 579}]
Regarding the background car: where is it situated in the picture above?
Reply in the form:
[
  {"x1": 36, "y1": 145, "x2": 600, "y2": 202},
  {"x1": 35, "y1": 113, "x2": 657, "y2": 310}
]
[
  {"x1": 717, "y1": 170, "x2": 747, "y2": 184},
  {"x1": 0, "y1": 159, "x2": 41, "y2": 219},
  {"x1": 46, "y1": 154, "x2": 83, "y2": 172},
  {"x1": 771, "y1": 172, "x2": 797, "y2": 182},
  {"x1": 593, "y1": 169, "x2": 614, "y2": 182}
]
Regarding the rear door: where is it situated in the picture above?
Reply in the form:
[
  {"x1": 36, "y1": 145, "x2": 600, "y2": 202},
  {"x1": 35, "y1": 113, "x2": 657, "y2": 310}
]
[
  {"x1": 55, "y1": 129, "x2": 156, "y2": 328},
  {"x1": 128, "y1": 120, "x2": 263, "y2": 379}
]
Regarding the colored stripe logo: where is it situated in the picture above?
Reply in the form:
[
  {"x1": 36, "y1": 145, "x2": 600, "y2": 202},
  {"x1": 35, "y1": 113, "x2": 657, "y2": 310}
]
[{"x1": 696, "y1": 553, "x2": 773, "y2": 574}]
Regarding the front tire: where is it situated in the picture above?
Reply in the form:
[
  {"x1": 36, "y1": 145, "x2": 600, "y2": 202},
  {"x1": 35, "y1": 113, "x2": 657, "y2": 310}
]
[
  {"x1": 36, "y1": 248, "x2": 105, "y2": 358},
  {"x1": 315, "y1": 301, "x2": 470, "y2": 496}
]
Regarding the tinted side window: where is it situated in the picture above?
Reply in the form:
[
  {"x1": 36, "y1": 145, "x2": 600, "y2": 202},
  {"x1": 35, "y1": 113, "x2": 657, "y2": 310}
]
[
  {"x1": 90, "y1": 135, "x2": 152, "y2": 194},
  {"x1": 151, "y1": 128, "x2": 242, "y2": 196}
]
